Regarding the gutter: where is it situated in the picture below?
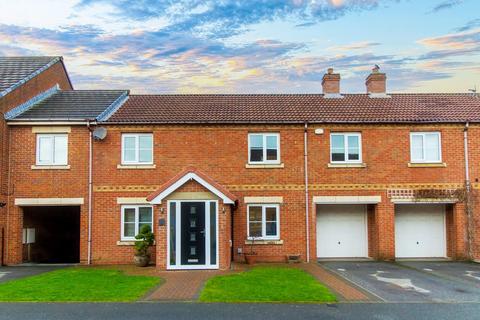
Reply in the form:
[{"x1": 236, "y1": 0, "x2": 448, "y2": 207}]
[
  {"x1": 304, "y1": 122, "x2": 310, "y2": 263},
  {"x1": 7, "y1": 121, "x2": 94, "y2": 126}
]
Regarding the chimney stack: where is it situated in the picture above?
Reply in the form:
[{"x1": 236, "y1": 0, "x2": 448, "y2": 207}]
[
  {"x1": 322, "y1": 68, "x2": 341, "y2": 96},
  {"x1": 366, "y1": 65, "x2": 387, "y2": 96}
]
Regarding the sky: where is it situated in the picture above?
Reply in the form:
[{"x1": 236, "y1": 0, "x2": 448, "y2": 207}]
[{"x1": 0, "y1": 0, "x2": 478, "y2": 94}]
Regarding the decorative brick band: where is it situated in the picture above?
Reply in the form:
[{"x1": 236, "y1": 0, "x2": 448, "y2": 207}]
[{"x1": 94, "y1": 182, "x2": 467, "y2": 193}]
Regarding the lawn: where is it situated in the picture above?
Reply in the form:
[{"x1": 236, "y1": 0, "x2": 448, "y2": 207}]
[
  {"x1": 199, "y1": 266, "x2": 336, "y2": 303},
  {"x1": 0, "y1": 267, "x2": 161, "y2": 302}
]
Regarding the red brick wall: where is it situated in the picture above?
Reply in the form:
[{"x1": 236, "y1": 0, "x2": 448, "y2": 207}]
[
  {"x1": 5, "y1": 122, "x2": 478, "y2": 266},
  {"x1": 0, "y1": 61, "x2": 72, "y2": 264},
  {"x1": 466, "y1": 127, "x2": 480, "y2": 260},
  {"x1": 5, "y1": 126, "x2": 89, "y2": 264}
]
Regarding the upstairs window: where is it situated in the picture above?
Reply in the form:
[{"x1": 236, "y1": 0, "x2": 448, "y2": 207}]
[
  {"x1": 247, "y1": 204, "x2": 280, "y2": 240},
  {"x1": 248, "y1": 133, "x2": 280, "y2": 164},
  {"x1": 121, "y1": 133, "x2": 153, "y2": 165},
  {"x1": 410, "y1": 132, "x2": 441, "y2": 163},
  {"x1": 330, "y1": 133, "x2": 362, "y2": 163},
  {"x1": 36, "y1": 134, "x2": 68, "y2": 166}
]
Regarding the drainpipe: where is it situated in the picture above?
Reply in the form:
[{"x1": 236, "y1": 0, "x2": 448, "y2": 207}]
[
  {"x1": 304, "y1": 122, "x2": 310, "y2": 263},
  {"x1": 464, "y1": 122, "x2": 473, "y2": 259},
  {"x1": 87, "y1": 120, "x2": 93, "y2": 265}
]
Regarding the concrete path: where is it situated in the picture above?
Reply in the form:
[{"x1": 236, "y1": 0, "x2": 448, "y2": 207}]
[{"x1": 0, "y1": 302, "x2": 479, "y2": 320}]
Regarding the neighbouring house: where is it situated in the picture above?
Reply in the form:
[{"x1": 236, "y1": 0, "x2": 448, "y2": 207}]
[
  {"x1": 1, "y1": 57, "x2": 480, "y2": 270},
  {"x1": 0, "y1": 57, "x2": 73, "y2": 265}
]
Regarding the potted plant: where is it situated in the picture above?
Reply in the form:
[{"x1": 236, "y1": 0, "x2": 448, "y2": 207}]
[
  {"x1": 134, "y1": 225, "x2": 154, "y2": 267},
  {"x1": 244, "y1": 237, "x2": 258, "y2": 264}
]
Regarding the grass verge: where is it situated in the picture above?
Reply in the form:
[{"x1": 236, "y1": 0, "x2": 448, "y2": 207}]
[
  {"x1": 0, "y1": 267, "x2": 161, "y2": 302},
  {"x1": 199, "y1": 266, "x2": 336, "y2": 303}
]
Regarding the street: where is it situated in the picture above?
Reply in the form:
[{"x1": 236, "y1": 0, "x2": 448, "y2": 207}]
[{"x1": 0, "y1": 302, "x2": 478, "y2": 320}]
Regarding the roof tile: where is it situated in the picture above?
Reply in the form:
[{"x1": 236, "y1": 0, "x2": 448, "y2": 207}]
[{"x1": 106, "y1": 94, "x2": 480, "y2": 124}]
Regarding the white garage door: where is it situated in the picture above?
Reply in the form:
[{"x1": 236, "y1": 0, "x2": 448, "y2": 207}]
[
  {"x1": 316, "y1": 205, "x2": 368, "y2": 258},
  {"x1": 395, "y1": 204, "x2": 446, "y2": 258}
]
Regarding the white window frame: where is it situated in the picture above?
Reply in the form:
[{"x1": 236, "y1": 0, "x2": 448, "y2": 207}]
[
  {"x1": 121, "y1": 205, "x2": 153, "y2": 241},
  {"x1": 247, "y1": 133, "x2": 280, "y2": 164},
  {"x1": 121, "y1": 133, "x2": 153, "y2": 165},
  {"x1": 410, "y1": 132, "x2": 442, "y2": 163},
  {"x1": 247, "y1": 204, "x2": 280, "y2": 240},
  {"x1": 35, "y1": 133, "x2": 68, "y2": 166},
  {"x1": 330, "y1": 132, "x2": 362, "y2": 163}
]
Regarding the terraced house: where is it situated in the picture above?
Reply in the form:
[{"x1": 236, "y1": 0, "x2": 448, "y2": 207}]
[{"x1": 1, "y1": 57, "x2": 480, "y2": 270}]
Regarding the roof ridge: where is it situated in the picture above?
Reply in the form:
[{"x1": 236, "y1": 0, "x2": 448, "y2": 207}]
[
  {"x1": 127, "y1": 92, "x2": 474, "y2": 97},
  {"x1": 0, "y1": 56, "x2": 62, "y2": 97},
  {"x1": 59, "y1": 89, "x2": 129, "y2": 93}
]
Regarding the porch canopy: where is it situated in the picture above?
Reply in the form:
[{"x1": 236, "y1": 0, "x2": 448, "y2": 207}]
[{"x1": 146, "y1": 167, "x2": 237, "y2": 205}]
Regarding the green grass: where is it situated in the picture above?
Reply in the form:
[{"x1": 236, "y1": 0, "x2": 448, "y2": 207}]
[
  {"x1": 0, "y1": 267, "x2": 161, "y2": 302},
  {"x1": 199, "y1": 266, "x2": 337, "y2": 303}
]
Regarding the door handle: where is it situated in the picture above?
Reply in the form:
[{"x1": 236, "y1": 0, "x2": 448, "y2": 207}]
[{"x1": 200, "y1": 230, "x2": 205, "y2": 234}]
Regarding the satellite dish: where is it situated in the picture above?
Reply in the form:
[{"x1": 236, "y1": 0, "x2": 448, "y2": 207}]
[{"x1": 93, "y1": 127, "x2": 107, "y2": 140}]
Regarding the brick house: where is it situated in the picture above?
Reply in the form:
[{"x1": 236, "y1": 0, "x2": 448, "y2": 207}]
[
  {"x1": 1, "y1": 57, "x2": 480, "y2": 270},
  {"x1": 0, "y1": 57, "x2": 72, "y2": 265}
]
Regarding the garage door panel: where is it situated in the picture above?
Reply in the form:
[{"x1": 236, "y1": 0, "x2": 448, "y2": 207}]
[
  {"x1": 395, "y1": 204, "x2": 446, "y2": 258},
  {"x1": 316, "y1": 205, "x2": 368, "y2": 258}
]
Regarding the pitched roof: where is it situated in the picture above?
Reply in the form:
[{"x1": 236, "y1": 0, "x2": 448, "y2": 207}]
[
  {"x1": 106, "y1": 93, "x2": 480, "y2": 124},
  {"x1": 0, "y1": 56, "x2": 69, "y2": 96},
  {"x1": 9, "y1": 90, "x2": 129, "y2": 121},
  {"x1": 147, "y1": 167, "x2": 237, "y2": 204}
]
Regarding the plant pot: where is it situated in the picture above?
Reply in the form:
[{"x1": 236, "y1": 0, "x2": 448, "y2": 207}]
[
  {"x1": 244, "y1": 254, "x2": 257, "y2": 265},
  {"x1": 134, "y1": 254, "x2": 150, "y2": 267}
]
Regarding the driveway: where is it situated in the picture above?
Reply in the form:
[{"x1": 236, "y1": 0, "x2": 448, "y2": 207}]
[
  {"x1": 321, "y1": 261, "x2": 480, "y2": 302},
  {"x1": 0, "y1": 266, "x2": 65, "y2": 283},
  {"x1": 398, "y1": 261, "x2": 480, "y2": 288}
]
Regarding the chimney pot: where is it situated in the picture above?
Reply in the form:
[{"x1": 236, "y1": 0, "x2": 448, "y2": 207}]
[{"x1": 322, "y1": 68, "x2": 340, "y2": 95}]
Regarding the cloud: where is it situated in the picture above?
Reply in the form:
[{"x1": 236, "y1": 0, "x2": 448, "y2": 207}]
[
  {"x1": 328, "y1": 41, "x2": 381, "y2": 51},
  {"x1": 1, "y1": 0, "x2": 477, "y2": 93},
  {"x1": 76, "y1": 0, "x2": 392, "y2": 38},
  {"x1": 429, "y1": 0, "x2": 463, "y2": 13},
  {"x1": 418, "y1": 28, "x2": 480, "y2": 50},
  {"x1": 456, "y1": 19, "x2": 480, "y2": 32}
]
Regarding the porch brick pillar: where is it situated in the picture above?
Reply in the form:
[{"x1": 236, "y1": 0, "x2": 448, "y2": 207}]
[
  {"x1": 156, "y1": 203, "x2": 167, "y2": 269},
  {"x1": 451, "y1": 202, "x2": 468, "y2": 259},
  {"x1": 375, "y1": 199, "x2": 395, "y2": 260}
]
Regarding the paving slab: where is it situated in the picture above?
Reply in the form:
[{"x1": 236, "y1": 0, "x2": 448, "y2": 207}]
[{"x1": 321, "y1": 261, "x2": 480, "y2": 302}]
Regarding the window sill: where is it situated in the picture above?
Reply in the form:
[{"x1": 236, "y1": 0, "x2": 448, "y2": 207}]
[
  {"x1": 245, "y1": 163, "x2": 284, "y2": 169},
  {"x1": 408, "y1": 162, "x2": 446, "y2": 168},
  {"x1": 245, "y1": 239, "x2": 283, "y2": 245},
  {"x1": 117, "y1": 240, "x2": 136, "y2": 246},
  {"x1": 327, "y1": 163, "x2": 366, "y2": 168},
  {"x1": 117, "y1": 164, "x2": 156, "y2": 169},
  {"x1": 31, "y1": 165, "x2": 70, "y2": 170},
  {"x1": 117, "y1": 240, "x2": 156, "y2": 246}
]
